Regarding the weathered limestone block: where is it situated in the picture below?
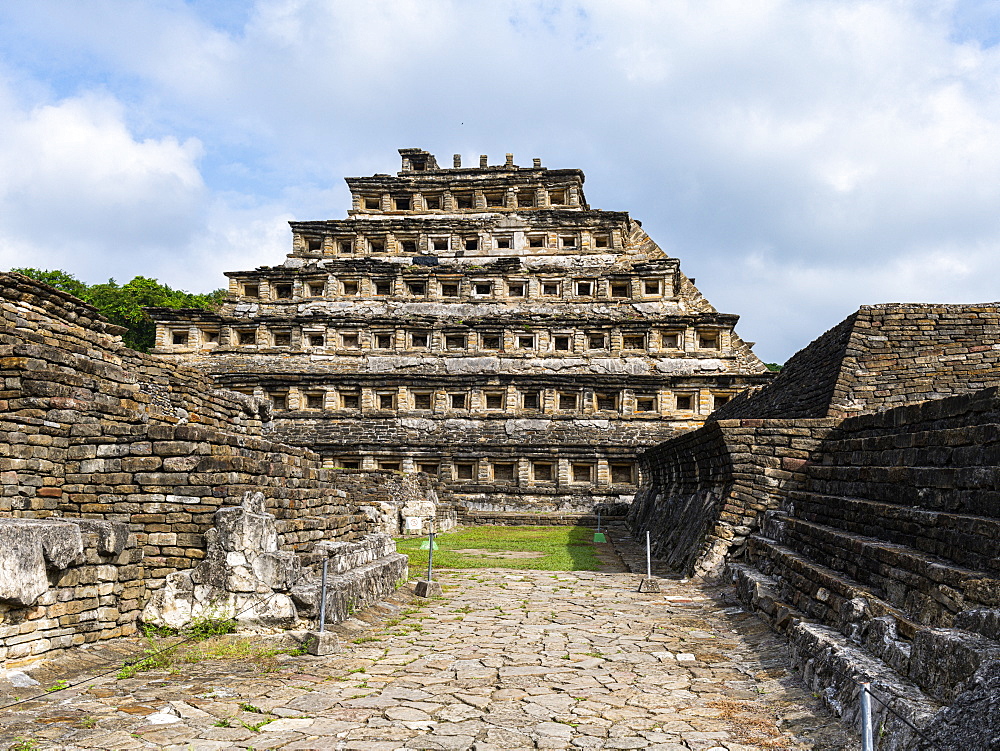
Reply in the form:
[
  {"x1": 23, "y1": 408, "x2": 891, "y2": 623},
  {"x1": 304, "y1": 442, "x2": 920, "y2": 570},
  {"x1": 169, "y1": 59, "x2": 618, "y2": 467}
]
[
  {"x1": 291, "y1": 544, "x2": 408, "y2": 623},
  {"x1": 73, "y1": 519, "x2": 131, "y2": 556},
  {"x1": 955, "y1": 608, "x2": 1000, "y2": 641},
  {"x1": 0, "y1": 519, "x2": 83, "y2": 607},
  {"x1": 909, "y1": 627, "x2": 1000, "y2": 703},
  {"x1": 215, "y1": 491, "x2": 279, "y2": 554},
  {"x1": 915, "y1": 660, "x2": 1000, "y2": 751},
  {"x1": 143, "y1": 491, "x2": 301, "y2": 630}
]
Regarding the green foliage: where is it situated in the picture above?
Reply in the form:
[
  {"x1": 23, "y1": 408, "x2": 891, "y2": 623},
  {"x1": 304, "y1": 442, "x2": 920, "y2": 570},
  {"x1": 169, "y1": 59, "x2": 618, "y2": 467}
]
[
  {"x1": 116, "y1": 633, "x2": 177, "y2": 680},
  {"x1": 10, "y1": 267, "x2": 224, "y2": 352},
  {"x1": 241, "y1": 718, "x2": 275, "y2": 732},
  {"x1": 185, "y1": 615, "x2": 238, "y2": 640},
  {"x1": 764, "y1": 362, "x2": 783, "y2": 372},
  {"x1": 7, "y1": 738, "x2": 39, "y2": 751}
]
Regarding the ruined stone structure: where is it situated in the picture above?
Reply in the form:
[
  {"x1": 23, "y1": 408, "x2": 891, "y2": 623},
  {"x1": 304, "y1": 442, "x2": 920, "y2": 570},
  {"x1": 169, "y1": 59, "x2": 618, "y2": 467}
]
[
  {"x1": 629, "y1": 303, "x2": 1000, "y2": 748},
  {"x1": 149, "y1": 148, "x2": 771, "y2": 512},
  {"x1": 0, "y1": 272, "x2": 432, "y2": 664}
]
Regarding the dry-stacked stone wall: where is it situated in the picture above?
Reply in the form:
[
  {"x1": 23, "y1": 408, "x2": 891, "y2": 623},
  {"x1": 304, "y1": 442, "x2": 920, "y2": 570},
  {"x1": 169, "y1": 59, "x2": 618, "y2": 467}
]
[
  {"x1": 633, "y1": 302, "x2": 1000, "y2": 576},
  {"x1": 0, "y1": 519, "x2": 141, "y2": 664},
  {"x1": 630, "y1": 418, "x2": 836, "y2": 577},
  {"x1": 629, "y1": 302, "x2": 1000, "y2": 748},
  {"x1": 717, "y1": 303, "x2": 1000, "y2": 420},
  {"x1": 0, "y1": 272, "x2": 425, "y2": 661}
]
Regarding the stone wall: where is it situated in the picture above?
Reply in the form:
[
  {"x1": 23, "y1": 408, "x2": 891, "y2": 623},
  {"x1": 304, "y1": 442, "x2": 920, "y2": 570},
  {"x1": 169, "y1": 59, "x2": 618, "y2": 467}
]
[
  {"x1": 630, "y1": 303, "x2": 1000, "y2": 748},
  {"x1": 717, "y1": 303, "x2": 1000, "y2": 420},
  {"x1": 713, "y1": 314, "x2": 857, "y2": 419},
  {"x1": 628, "y1": 418, "x2": 836, "y2": 577},
  {"x1": 457, "y1": 507, "x2": 628, "y2": 527},
  {"x1": 638, "y1": 302, "x2": 1000, "y2": 578},
  {"x1": 0, "y1": 272, "x2": 431, "y2": 661},
  {"x1": 0, "y1": 519, "x2": 141, "y2": 664}
]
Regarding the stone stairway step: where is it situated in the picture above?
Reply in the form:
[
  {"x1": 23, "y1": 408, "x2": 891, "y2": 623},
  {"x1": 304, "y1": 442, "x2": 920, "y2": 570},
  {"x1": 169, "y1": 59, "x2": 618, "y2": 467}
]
[
  {"x1": 769, "y1": 513, "x2": 992, "y2": 625},
  {"x1": 788, "y1": 490, "x2": 1000, "y2": 575},
  {"x1": 802, "y1": 462, "x2": 1000, "y2": 516},
  {"x1": 746, "y1": 533, "x2": 922, "y2": 639},
  {"x1": 730, "y1": 562, "x2": 941, "y2": 747}
]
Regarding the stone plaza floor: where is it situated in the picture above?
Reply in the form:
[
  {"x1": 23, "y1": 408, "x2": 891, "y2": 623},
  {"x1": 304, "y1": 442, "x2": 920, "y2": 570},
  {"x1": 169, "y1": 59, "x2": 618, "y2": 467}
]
[{"x1": 0, "y1": 563, "x2": 858, "y2": 750}]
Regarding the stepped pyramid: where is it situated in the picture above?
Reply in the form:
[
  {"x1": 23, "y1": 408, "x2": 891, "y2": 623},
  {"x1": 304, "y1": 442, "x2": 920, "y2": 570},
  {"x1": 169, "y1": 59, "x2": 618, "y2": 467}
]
[{"x1": 150, "y1": 148, "x2": 770, "y2": 512}]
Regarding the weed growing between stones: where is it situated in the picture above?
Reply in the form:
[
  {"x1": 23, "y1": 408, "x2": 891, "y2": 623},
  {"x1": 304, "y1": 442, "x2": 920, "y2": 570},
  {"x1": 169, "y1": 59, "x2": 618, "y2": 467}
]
[
  {"x1": 241, "y1": 718, "x2": 275, "y2": 732},
  {"x1": 116, "y1": 626, "x2": 310, "y2": 680},
  {"x1": 186, "y1": 614, "x2": 238, "y2": 639}
]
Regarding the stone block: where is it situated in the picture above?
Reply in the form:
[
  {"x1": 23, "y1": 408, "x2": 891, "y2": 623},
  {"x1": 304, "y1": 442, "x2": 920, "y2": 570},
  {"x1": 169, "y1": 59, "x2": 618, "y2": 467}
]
[
  {"x1": 414, "y1": 580, "x2": 442, "y2": 597},
  {"x1": 304, "y1": 630, "x2": 339, "y2": 655}
]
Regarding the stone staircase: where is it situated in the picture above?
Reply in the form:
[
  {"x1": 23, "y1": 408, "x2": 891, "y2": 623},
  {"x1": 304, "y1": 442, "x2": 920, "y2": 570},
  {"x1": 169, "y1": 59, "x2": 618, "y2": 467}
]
[{"x1": 731, "y1": 395, "x2": 1000, "y2": 749}]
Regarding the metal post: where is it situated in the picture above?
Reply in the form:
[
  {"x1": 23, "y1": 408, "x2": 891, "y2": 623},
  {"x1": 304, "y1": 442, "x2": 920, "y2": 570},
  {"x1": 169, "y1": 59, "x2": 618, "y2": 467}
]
[
  {"x1": 318, "y1": 558, "x2": 329, "y2": 633},
  {"x1": 427, "y1": 531, "x2": 435, "y2": 582},
  {"x1": 646, "y1": 530, "x2": 652, "y2": 580},
  {"x1": 860, "y1": 682, "x2": 874, "y2": 751},
  {"x1": 597, "y1": 511, "x2": 601, "y2": 532}
]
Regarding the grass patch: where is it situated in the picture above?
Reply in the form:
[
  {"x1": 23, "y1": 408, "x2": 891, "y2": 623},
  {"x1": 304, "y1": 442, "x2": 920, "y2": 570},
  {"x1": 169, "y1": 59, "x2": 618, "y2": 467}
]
[
  {"x1": 116, "y1": 631, "x2": 310, "y2": 680},
  {"x1": 396, "y1": 525, "x2": 601, "y2": 572}
]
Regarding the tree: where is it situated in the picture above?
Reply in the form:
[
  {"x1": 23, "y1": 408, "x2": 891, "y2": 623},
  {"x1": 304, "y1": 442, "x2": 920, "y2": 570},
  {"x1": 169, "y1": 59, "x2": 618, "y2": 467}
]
[
  {"x1": 9, "y1": 268, "x2": 224, "y2": 352},
  {"x1": 10, "y1": 268, "x2": 89, "y2": 299}
]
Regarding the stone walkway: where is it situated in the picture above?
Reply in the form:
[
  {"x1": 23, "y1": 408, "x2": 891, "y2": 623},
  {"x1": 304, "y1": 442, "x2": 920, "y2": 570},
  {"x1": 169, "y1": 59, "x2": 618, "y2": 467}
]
[{"x1": 0, "y1": 564, "x2": 857, "y2": 750}]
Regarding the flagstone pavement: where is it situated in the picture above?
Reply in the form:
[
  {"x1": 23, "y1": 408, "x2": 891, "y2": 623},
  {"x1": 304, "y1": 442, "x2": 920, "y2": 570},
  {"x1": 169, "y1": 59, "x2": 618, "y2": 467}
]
[{"x1": 0, "y1": 566, "x2": 858, "y2": 750}]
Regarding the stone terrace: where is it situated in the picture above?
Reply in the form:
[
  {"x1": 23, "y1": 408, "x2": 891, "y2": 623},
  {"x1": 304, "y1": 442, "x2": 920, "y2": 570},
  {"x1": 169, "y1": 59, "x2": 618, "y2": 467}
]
[{"x1": 629, "y1": 303, "x2": 1000, "y2": 748}]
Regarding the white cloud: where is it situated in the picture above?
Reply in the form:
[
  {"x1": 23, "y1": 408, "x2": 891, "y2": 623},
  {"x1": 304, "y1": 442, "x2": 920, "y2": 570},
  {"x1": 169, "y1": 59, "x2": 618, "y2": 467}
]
[
  {"x1": 2, "y1": 0, "x2": 1000, "y2": 360},
  {"x1": 0, "y1": 83, "x2": 204, "y2": 275},
  {"x1": 0, "y1": 78, "x2": 285, "y2": 290}
]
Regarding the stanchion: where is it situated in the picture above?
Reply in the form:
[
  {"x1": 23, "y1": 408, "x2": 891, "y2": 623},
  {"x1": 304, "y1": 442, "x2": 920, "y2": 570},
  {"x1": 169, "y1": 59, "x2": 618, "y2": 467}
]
[
  {"x1": 594, "y1": 510, "x2": 606, "y2": 543},
  {"x1": 318, "y1": 558, "x2": 328, "y2": 632},
  {"x1": 860, "y1": 682, "x2": 874, "y2": 751},
  {"x1": 638, "y1": 530, "x2": 660, "y2": 592},
  {"x1": 416, "y1": 525, "x2": 442, "y2": 597},
  {"x1": 306, "y1": 557, "x2": 338, "y2": 655}
]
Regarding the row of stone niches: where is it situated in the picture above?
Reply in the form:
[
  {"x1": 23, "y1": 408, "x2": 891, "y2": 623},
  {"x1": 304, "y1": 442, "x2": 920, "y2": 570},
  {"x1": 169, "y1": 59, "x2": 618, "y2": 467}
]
[
  {"x1": 163, "y1": 325, "x2": 729, "y2": 355},
  {"x1": 326, "y1": 455, "x2": 638, "y2": 488},
  {"x1": 258, "y1": 385, "x2": 732, "y2": 416},
  {"x1": 292, "y1": 229, "x2": 620, "y2": 257},
  {"x1": 348, "y1": 185, "x2": 582, "y2": 214},
  {"x1": 231, "y1": 273, "x2": 669, "y2": 303}
]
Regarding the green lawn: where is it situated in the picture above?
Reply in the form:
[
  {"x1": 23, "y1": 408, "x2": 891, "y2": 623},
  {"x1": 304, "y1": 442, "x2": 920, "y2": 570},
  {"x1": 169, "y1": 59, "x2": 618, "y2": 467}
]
[{"x1": 396, "y1": 525, "x2": 602, "y2": 572}]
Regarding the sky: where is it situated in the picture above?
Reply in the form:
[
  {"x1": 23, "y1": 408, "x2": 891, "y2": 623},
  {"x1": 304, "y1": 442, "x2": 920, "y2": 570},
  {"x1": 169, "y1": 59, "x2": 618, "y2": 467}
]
[{"x1": 1, "y1": 0, "x2": 1000, "y2": 364}]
